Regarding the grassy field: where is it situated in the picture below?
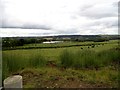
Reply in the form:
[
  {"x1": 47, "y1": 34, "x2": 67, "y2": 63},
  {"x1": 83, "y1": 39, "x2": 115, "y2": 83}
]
[
  {"x1": 2, "y1": 40, "x2": 119, "y2": 88},
  {"x1": 3, "y1": 40, "x2": 118, "y2": 50}
]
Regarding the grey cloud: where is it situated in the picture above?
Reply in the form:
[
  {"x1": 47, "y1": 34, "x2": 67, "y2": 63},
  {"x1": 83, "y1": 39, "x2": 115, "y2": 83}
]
[
  {"x1": 99, "y1": 18, "x2": 117, "y2": 28},
  {"x1": 57, "y1": 28, "x2": 79, "y2": 34},
  {"x1": 0, "y1": 0, "x2": 4, "y2": 27},
  {"x1": 89, "y1": 29, "x2": 106, "y2": 35},
  {"x1": 112, "y1": 2, "x2": 118, "y2": 7},
  {"x1": 0, "y1": 0, "x2": 118, "y2": 36},
  {"x1": 1, "y1": 21, "x2": 52, "y2": 30},
  {"x1": 29, "y1": 33, "x2": 46, "y2": 35},
  {"x1": 105, "y1": 21, "x2": 117, "y2": 28},
  {"x1": 80, "y1": 4, "x2": 94, "y2": 11},
  {"x1": 1, "y1": 20, "x2": 20, "y2": 28},
  {"x1": 88, "y1": 19, "x2": 117, "y2": 28},
  {"x1": 79, "y1": 2, "x2": 117, "y2": 19},
  {"x1": 81, "y1": 17, "x2": 117, "y2": 34},
  {"x1": 118, "y1": 2, "x2": 120, "y2": 16},
  {"x1": 22, "y1": 24, "x2": 51, "y2": 30},
  {"x1": 70, "y1": 15, "x2": 78, "y2": 20}
]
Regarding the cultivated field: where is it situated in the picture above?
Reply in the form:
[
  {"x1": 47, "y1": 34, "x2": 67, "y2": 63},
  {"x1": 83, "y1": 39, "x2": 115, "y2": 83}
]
[{"x1": 2, "y1": 40, "x2": 119, "y2": 88}]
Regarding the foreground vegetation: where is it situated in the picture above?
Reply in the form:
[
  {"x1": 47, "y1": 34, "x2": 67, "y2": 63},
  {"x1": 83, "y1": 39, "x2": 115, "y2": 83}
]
[
  {"x1": 60, "y1": 48, "x2": 119, "y2": 69},
  {"x1": 21, "y1": 67, "x2": 118, "y2": 88},
  {"x1": 2, "y1": 40, "x2": 119, "y2": 88}
]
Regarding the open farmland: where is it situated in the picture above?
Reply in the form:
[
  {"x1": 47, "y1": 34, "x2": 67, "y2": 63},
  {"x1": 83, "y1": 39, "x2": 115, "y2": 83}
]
[
  {"x1": 2, "y1": 40, "x2": 118, "y2": 50},
  {"x1": 2, "y1": 40, "x2": 120, "y2": 88}
]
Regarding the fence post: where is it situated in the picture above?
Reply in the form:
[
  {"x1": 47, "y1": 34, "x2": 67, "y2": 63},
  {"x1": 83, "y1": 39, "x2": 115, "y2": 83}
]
[{"x1": 4, "y1": 75, "x2": 22, "y2": 89}]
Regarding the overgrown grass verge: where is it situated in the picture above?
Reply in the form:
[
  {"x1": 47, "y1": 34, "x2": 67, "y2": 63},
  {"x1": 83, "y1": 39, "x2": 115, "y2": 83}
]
[
  {"x1": 2, "y1": 53, "x2": 47, "y2": 80},
  {"x1": 2, "y1": 44, "x2": 119, "y2": 87},
  {"x1": 20, "y1": 67, "x2": 118, "y2": 88},
  {"x1": 60, "y1": 47, "x2": 120, "y2": 69}
]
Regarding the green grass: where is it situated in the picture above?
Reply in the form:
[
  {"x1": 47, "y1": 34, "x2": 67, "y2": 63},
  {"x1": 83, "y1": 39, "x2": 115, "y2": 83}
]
[
  {"x1": 60, "y1": 47, "x2": 119, "y2": 69},
  {"x1": 2, "y1": 40, "x2": 119, "y2": 87},
  {"x1": 20, "y1": 67, "x2": 118, "y2": 88},
  {"x1": 2, "y1": 52, "x2": 47, "y2": 80},
  {"x1": 23, "y1": 40, "x2": 118, "y2": 48},
  {"x1": 3, "y1": 40, "x2": 117, "y2": 50}
]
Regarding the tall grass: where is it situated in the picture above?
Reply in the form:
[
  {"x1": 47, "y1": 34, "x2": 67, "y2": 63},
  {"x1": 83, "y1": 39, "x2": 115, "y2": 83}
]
[
  {"x1": 60, "y1": 47, "x2": 120, "y2": 69},
  {"x1": 60, "y1": 50, "x2": 74, "y2": 68},
  {"x1": 97, "y1": 48, "x2": 120, "y2": 66},
  {"x1": 2, "y1": 52, "x2": 47, "y2": 80},
  {"x1": 60, "y1": 49, "x2": 100, "y2": 68},
  {"x1": 29, "y1": 54, "x2": 47, "y2": 68},
  {"x1": 2, "y1": 45, "x2": 119, "y2": 80}
]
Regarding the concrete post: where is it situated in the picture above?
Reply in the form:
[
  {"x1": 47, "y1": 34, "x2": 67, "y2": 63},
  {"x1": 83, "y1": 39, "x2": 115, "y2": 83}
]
[
  {"x1": 4, "y1": 75, "x2": 22, "y2": 88},
  {"x1": 0, "y1": 37, "x2": 2, "y2": 89}
]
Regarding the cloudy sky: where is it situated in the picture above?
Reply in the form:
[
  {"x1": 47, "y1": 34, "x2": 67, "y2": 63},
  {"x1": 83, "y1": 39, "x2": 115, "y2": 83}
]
[{"x1": 0, "y1": 0, "x2": 119, "y2": 37}]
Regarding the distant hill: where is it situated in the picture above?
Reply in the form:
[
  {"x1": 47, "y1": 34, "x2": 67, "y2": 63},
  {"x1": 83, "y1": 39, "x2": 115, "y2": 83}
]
[{"x1": 2, "y1": 34, "x2": 120, "y2": 40}]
